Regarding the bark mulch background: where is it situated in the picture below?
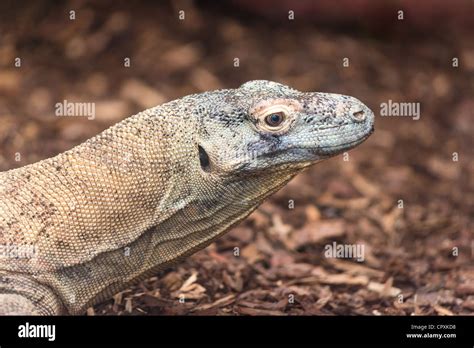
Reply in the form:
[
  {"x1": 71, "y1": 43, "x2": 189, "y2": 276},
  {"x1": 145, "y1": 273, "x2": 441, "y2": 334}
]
[{"x1": 0, "y1": 1, "x2": 472, "y2": 315}]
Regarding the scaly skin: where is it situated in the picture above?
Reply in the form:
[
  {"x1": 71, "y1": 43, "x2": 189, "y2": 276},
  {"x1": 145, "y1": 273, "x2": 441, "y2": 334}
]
[{"x1": 0, "y1": 80, "x2": 374, "y2": 315}]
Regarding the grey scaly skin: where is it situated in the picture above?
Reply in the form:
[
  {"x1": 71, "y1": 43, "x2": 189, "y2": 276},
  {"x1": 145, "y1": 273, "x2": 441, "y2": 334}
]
[{"x1": 0, "y1": 80, "x2": 374, "y2": 315}]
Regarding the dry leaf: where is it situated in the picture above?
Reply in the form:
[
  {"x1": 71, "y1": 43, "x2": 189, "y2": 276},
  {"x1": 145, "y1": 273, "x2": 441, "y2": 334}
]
[
  {"x1": 290, "y1": 219, "x2": 345, "y2": 248},
  {"x1": 327, "y1": 259, "x2": 384, "y2": 278},
  {"x1": 305, "y1": 205, "x2": 321, "y2": 222},
  {"x1": 162, "y1": 272, "x2": 183, "y2": 292},
  {"x1": 125, "y1": 298, "x2": 133, "y2": 313},
  {"x1": 269, "y1": 214, "x2": 293, "y2": 238},
  {"x1": 367, "y1": 279, "x2": 401, "y2": 298},
  {"x1": 433, "y1": 304, "x2": 454, "y2": 316},
  {"x1": 179, "y1": 272, "x2": 198, "y2": 292},
  {"x1": 191, "y1": 294, "x2": 236, "y2": 312},
  {"x1": 242, "y1": 243, "x2": 263, "y2": 264}
]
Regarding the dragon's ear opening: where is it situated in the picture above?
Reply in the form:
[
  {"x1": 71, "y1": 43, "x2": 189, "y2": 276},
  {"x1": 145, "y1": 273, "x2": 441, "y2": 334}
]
[{"x1": 198, "y1": 145, "x2": 211, "y2": 172}]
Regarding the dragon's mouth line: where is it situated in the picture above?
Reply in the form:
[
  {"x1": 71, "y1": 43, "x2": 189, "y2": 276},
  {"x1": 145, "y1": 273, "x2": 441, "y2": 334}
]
[
  {"x1": 233, "y1": 132, "x2": 372, "y2": 173},
  {"x1": 264, "y1": 132, "x2": 372, "y2": 157},
  {"x1": 316, "y1": 132, "x2": 373, "y2": 152}
]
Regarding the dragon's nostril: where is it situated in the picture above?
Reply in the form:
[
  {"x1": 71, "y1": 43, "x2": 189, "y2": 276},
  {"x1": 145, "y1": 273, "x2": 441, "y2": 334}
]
[{"x1": 351, "y1": 110, "x2": 366, "y2": 122}]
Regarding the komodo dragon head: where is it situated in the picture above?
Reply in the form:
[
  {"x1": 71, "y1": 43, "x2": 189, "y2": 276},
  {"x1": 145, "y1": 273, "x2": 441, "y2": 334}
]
[{"x1": 192, "y1": 80, "x2": 374, "y2": 191}]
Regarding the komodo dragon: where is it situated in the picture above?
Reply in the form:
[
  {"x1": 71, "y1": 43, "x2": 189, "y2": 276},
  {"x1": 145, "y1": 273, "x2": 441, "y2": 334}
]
[{"x1": 0, "y1": 80, "x2": 374, "y2": 315}]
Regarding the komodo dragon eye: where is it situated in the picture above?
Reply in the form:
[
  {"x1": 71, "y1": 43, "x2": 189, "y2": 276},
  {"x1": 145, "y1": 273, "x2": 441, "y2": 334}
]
[
  {"x1": 264, "y1": 112, "x2": 285, "y2": 127},
  {"x1": 250, "y1": 99, "x2": 301, "y2": 134}
]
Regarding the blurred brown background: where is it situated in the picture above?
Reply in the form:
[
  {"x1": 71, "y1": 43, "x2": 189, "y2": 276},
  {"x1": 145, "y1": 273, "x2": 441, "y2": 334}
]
[{"x1": 0, "y1": 0, "x2": 472, "y2": 315}]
